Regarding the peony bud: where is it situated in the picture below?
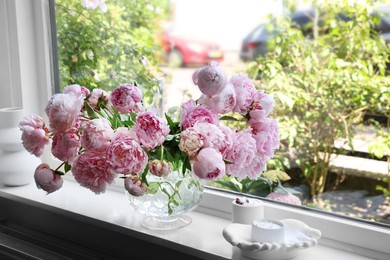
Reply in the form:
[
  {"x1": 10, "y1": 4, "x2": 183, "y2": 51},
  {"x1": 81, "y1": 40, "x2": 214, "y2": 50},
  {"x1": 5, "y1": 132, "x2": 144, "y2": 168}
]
[
  {"x1": 148, "y1": 160, "x2": 173, "y2": 177},
  {"x1": 124, "y1": 175, "x2": 147, "y2": 197},
  {"x1": 34, "y1": 163, "x2": 63, "y2": 194},
  {"x1": 179, "y1": 127, "x2": 204, "y2": 157},
  {"x1": 192, "y1": 147, "x2": 225, "y2": 181}
]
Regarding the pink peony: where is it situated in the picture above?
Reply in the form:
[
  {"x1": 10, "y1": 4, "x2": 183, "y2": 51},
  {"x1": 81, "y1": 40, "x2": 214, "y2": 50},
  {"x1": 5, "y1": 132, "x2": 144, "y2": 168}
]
[
  {"x1": 198, "y1": 83, "x2": 236, "y2": 114},
  {"x1": 63, "y1": 84, "x2": 90, "y2": 98},
  {"x1": 45, "y1": 93, "x2": 84, "y2": 133},
  {"x1": 192, "y1": 61, "x2": 227, "y2": 96},
  {"x1": 179, "y1": 99, "x2": 218, "y2": 130},
  {"x1": 248, "y1": 90, "x2": 275, "y2": 121},
  {"x1": 51, "y1": 129, "x2": 80, "y2": 163},
  {"x1": 19, "y1": 115, "x2": 50, "y2": 157},
  {"x1": 266, "y1": 192, "x2": 302, "y2": 206},
  {"x1": 148, "y1": 160, "x2": 173, "y2": 177},
  {"x1": 34, "y1": 163, "x2": 63, "y2": 194},
  {"x1": 218, "y1": 124, "x2": 234, "y2": 156},
  {"x1": 124, "y1": 175, "x2": 147, "y2": 196},
  {"x1": 109, "y1": 83, "x2": 144, "y2": 114},
  {"x1": 179, "y1": 127, "x2": 204, "y2": 157},
  {"x1": 229, "y1": 74, "x2": 256, "y2": 114},
  {"x1": 250, "y1": 118, "x2": 280, "y2": 159},
  {"x1": 106, "y1": 136, "x2": 148, "y2": 175},
  {"x1": 193, "y1": 122, "x2": 230, "y2": 156},
  {"x1": 87, "y1": 88, "x2": 109, "y2": 109},
  {"x1": 192, "y1": 147, "x2": 225, "y2": 180},
  {"x1": 133, "y1": 111, "x2": 170, "y2": 150},
  {"x1": 225, "y1": 129, "x2": 265, "y2": 180},
  {"x1": 112, "y1": 126, "x2": 139, "y2": 143},
  {"x1": 72, "y1": 151, "x2": 116, "y2": 194},
  {"x1": 80, "y1": 118, "x2": 114, "y2": 152}
]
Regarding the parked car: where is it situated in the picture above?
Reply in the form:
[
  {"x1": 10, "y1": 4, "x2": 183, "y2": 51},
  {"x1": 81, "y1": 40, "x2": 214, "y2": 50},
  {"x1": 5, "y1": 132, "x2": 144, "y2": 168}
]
[
  {"x1": 160, "y1": 29, "x2": 224, "y2": 67},
  {"x1": 240, "y1": 8, "x2": 390, "y2": 62}
]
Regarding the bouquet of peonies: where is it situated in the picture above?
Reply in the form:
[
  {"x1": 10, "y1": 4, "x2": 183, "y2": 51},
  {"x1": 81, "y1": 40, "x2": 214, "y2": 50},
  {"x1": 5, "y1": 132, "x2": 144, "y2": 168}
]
[{"x1": 19, "y1": 62, "x2": 279, "y2": 197}]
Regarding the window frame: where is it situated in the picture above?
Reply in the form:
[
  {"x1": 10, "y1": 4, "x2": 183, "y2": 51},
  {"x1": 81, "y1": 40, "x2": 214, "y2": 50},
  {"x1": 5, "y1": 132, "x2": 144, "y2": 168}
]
[{"x1": 2, "y1": 1, "x2": 389, "y2": 259}]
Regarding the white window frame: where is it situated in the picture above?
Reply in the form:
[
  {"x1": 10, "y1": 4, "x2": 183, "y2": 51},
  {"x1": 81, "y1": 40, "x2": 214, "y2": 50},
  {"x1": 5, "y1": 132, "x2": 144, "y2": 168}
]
[{"x1": 1, "y1": 1, "x2": 389, "y2": 259}]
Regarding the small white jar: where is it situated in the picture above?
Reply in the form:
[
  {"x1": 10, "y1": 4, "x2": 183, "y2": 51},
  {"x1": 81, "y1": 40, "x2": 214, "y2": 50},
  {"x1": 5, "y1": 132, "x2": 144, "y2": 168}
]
[{"x1": 231, "y1": 197, "x2": 264, "y2": 225}]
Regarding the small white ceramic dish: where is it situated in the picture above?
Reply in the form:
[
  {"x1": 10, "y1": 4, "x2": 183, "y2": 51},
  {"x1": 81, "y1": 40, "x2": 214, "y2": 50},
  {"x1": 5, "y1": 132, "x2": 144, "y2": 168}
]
[{"x1": 223, "y1": 219, "x2": 321, "y2": 260}]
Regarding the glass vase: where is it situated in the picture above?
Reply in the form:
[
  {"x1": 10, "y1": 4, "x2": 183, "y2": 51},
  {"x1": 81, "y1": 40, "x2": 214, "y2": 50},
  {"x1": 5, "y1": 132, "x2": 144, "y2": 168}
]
[{"x1": 126, "y1": 170, "x2": 204, "y2": 230}]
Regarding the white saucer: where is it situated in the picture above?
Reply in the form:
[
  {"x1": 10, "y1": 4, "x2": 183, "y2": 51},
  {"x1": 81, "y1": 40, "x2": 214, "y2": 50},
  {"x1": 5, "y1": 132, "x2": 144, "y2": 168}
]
[{"x1": 223, "y1": 219, "x2": 321, "y2": 260}]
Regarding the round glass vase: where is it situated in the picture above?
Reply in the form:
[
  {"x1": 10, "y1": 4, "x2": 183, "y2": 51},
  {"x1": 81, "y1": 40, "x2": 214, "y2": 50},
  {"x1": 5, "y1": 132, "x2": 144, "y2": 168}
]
[{"x1": 126, "y1": 170, "x2": 204, "y2": 230}]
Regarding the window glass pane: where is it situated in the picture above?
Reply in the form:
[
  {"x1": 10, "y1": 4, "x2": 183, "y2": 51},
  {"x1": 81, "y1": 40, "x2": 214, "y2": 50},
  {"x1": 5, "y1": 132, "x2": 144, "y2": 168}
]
[
  {"x1": 54, "y1": 0, "x2": 167, "y2": 93},
  {"x1": 51, "y1": 0, "x2": 389, "y2": 226}
]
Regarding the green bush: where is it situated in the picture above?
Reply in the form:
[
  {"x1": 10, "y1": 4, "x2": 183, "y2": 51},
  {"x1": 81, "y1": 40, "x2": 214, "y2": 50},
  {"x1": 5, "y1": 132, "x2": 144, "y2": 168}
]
[
  {"x1": 248, "y1": 0, "x2": 390, "y2": 196},
  {"x1": 54, "y1": 0, "x2": 168, "y2": 93}
]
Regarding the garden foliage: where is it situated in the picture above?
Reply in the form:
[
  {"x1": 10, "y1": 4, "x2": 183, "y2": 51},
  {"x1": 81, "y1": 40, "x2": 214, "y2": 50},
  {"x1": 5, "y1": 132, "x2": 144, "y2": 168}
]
[{"x1": 248, "y1": 0, "x2": 390, "y2": 195}]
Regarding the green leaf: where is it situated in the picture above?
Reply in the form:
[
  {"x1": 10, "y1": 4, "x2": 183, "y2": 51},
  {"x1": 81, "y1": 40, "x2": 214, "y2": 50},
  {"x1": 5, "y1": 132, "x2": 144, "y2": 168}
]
[
  {"x1": 219, "y1": 115, "x2": 239, "y2": 121},
  {"x1": 84, "y1": 100, "x2": 99, "y2": 119},
  {"x1": 140, "y1": 167, "x2": 149, "y2": 186},
  {"x1": 64, "y1": 162, "x2": 72, "y2": 173},
  {"x1": 213, "y1": 180, "x2": 241, "y2": 192},
  {"x1": 165, "y1": 113, "x2": 180, "y2": 134}
]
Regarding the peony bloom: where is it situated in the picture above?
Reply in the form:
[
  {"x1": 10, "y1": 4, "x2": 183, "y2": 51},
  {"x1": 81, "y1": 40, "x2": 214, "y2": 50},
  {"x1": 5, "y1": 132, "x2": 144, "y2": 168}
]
[
  {"x1": 45, "y1": 93, "x2": 84, "y2": 133},
  {"x1": 124, "y1": 175, "x2": 147, "y2": 196},
  {"x1": 133, "y1": 111, "x2": 170, "y2": 150},
  {"x1": 192, "y1": 147, "x2": 225, "y2": 180},
  {"x1": 266, "y1": 192, "x2": 302, "y2": 206},
  {"x1": 112, "y1": 126, "x2": 138, "y2": 143},
  {"x1": 248, "y1": 90, "x2": 275, "y2": 121},
  {"x1": 80, "y1": 118, "x2": 114, "y2": 152},
  {"x1": 51, "y1": 129, "x2": 80, "y2": 163},
  {"x1": 109, "y1": 83, "x2": 144, "y2": 114},
  {"x1": 19, "y1": 115, "x2": 50, "y2": 157},
  {"x1": 179, "y1": 99, "x2": 218, "y2": 130},
  {"x1": 250, "y1": 118, "x2": 280, "y2": 159},
  {"x1": 225, "y1": 129, "x2": 265, "y2": 180},
  {"x1": 198, "y1": 83, "x2": 236, "y2": 114},
  {"x1": 193, "y1": 122, "x2": 230, "y2": 156},
  {"x1": 106, "y1": 136, "x2": 148, "y2": 175},
  {"x1": 63, "y1": 84, "x2": 90, "y2": 99},
  {"x1": 34, "y1": 163, "x2": 63, "y2": 194},
  {"x1": 192, "y1": 61, "x2": 227, "y2": 96},
  {"x1": 179, "y1": 127, "x2": 204, "y2": 157},
  {"x1": 87, "y1": 88, "x2": 109, "y2": 109},
  {"x1": 72, "y1": 151, "x2": 116, "y2": 194},
  {"x1": 218, "y1": 124, "x2": 234, "y2": 156},
  {"x1": 81, "y1": 0, "x2": 108, "y2": 13},
  {"x1": 148, "y1": 160, "x2": 173, "y2": 177},
  {"x1": 229, "y1": 74, "x2": 256, "y2": 114}
]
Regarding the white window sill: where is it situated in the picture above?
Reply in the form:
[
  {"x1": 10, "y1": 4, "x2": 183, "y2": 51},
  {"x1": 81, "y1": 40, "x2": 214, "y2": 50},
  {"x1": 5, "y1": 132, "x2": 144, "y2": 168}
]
[{"x1": 1, "y1": 179, "x2": 388, "y2": 260}]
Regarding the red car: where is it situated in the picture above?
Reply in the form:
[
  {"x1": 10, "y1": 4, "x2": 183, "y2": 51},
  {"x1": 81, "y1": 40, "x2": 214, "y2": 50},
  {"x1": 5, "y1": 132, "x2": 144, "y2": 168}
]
[{"x1": 161, "y1": 30, "x2": 224, "y2": 67}]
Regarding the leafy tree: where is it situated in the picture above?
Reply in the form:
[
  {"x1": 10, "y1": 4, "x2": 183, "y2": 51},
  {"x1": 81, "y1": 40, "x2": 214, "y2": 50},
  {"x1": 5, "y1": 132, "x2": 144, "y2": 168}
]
[{"x1": 54, "y1": 0, "x2": 168, "y2": 97}]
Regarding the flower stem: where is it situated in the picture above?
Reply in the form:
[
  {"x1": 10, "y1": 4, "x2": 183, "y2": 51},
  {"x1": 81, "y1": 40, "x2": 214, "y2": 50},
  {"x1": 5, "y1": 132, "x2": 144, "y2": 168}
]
[
  {"x1": 54, "y1": 162, "x2": 65, "y2": 172},
  {"x1": 160, "y1": 145, "x2": 164, "y2": 161}
]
